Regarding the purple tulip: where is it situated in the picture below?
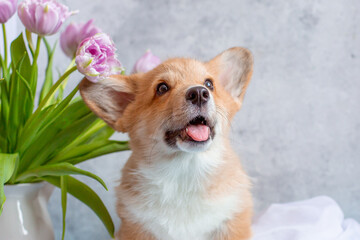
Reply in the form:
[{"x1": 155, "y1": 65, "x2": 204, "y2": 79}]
[
  {"x1": 17, "y1": 0, "x2": 77, "y2": 36},
  {"x1": 0, "y1": 0, "x2": 17, "y2": 24},
  {"x1": 75, "y1": 33, "x2": 123, "y2": 83},
  {"x1": 132, "y1": 50, "x2": 161, "y2": 73},
  {"x1": 60, "y1": 19, "x2": 101, "y2": 59}
]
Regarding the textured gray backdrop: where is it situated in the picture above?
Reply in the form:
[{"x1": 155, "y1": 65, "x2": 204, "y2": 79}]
[{"x1": 12, "y1": 0, "x2": 360, "y2": 239}]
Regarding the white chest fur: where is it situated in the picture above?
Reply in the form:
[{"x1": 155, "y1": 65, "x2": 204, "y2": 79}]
[{"x1": 119, "y1": 146, "x2": 243, "y2": 240}]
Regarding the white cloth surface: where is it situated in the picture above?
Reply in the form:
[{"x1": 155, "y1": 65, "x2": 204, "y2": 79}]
[{"x1": 252, "y1": 196, "x2": 360, "y2": 240}]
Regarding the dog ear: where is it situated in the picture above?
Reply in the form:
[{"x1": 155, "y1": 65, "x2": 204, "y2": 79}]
[
  {"x1": 79, "y1": 75, "x2": 138, "y2": 131},
  {"x1": 207, "y1": 47, "x2": 253, "y2": 108}
]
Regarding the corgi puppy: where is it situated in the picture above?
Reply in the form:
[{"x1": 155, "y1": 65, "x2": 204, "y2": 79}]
[{"x1": 79, "y1": 47, "x2": 254, "y2": 240}]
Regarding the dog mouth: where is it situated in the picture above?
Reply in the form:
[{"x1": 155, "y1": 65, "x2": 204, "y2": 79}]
[{"x1": 165, "y1": 116, "x2": 215, "y2": 147}]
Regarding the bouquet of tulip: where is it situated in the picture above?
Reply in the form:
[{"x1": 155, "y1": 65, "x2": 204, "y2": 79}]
[{"x1": 0, "y1": 0, "x2": 132, "y2": 238}]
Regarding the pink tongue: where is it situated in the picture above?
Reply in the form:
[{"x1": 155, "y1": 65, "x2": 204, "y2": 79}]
[{"x1": 186, "y1": 125, "x2": 210, "y2": 142}]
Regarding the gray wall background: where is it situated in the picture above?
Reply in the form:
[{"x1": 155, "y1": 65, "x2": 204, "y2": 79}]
[{"x1": 13, "y1": 0, "x2": 358, "y2": 239}]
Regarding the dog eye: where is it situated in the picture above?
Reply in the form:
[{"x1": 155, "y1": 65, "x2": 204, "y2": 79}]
[
  {"x1": 204, "y1": 79, "x2": 214, "y2": 91},
  {"x1": 156, "y1": 83, "x2": 169, "y2": 95}
]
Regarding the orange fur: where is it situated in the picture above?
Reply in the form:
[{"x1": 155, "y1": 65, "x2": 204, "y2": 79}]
[
  {"x1": 116, "y1": 220, "x2": 156, "y2": 240},
  {"x1": 80, "y1": 47, "x2": 254, "y2": 240}
]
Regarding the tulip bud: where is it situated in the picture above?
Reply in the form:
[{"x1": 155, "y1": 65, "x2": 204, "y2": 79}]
[
  {"x1": 60, "y1": 19, "x2": 101, "y2": 59},
  {"x1": 132, "y1": 50, "x2": 161, "y2": 73},
  {"x1": 0, "y1": 0, "x2": 17, "y2": 24},
  {"x1": 75, "y1": 33, "x2": 123, "y2": 83},
  {"x1": 17, "y1": 0, "x2": 77, "y2": 36}
]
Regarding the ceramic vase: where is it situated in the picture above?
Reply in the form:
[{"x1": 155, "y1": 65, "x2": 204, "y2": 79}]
[{"x1": 0, "y1": 182, "x2": 54, "y2": 240}]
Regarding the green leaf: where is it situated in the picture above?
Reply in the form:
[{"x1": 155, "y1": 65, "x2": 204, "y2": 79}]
[
  {"x1": 60, "y1": 175, "x2": 68, "y2": 240},
  {"x1": 51, "y1": 140, "x2": 129, "y2": 164},
  {"x1": 37, "y1": 65, "x2": 77, "y2": 110},
  {"x1": 18, "y1": 88, "x2": 85, "y2": 171},
  {"x1": 0, "y1": 53, "x2": 6, "y2": 78},
  {"x1": 39, "y1": 38, "x2": 56, "y2": 105},
  {"x1": 25, "y1": 36, "x2": 41, "y2": 122},
  {"x1": 17, "y1": 104, "x2": 56, "y2": 153},
  {"x1": 17, "y1": 87, "x2": 79, "y2": 155},
  {"x1": 86, "y1": 125, "x2": 115, "y2": 144},
  {"x1": 24, "y1": 67, "x2": 37, "y2": 122},
  {"x1": 43, "y1": 176, "x2": 114, "y2": 238},
  {"x1": 10, "y1": 34, "x2": 28, "y2": 66},
  {"x1": 0, "y1": 135, "x2": 6, "y2": 153},
  {"x1": 50, "y1": 140, "x2": 109, "y2": 163},
  {"x1": 25, "y1": 112, "x2": 98, "y2": 169},
  {"x1": 0, "y1": 153, "x2": 18, "y2": 215},
  {"x1": 56, "y1": 58, "x2": 75, "y2": 102},
  {"x1": 10, "y1": 33, "x2": 32, "y2": 126},
  {"x1": 0, "y1": 80, "x2": 10, "y2": 152},
  {"x1": 16, "y1": 70, "x2": 34, "y2": 104},
  {"x1": 16, "y1": 162, "x2": 107, "y2": 190},
  {"x1": 68, "y1": 141, "x2": 129, "y2": 165},
  {"x1": 51, "y1": 119, "x2": 109, "y2": 158},
  {"x1": 7, "y1": 54, "x2": 25, "y2": 151}
]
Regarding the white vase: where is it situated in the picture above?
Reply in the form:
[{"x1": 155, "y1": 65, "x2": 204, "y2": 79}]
[{"x1": 0, "y1": 182, "x2": 55, "y2": 240}]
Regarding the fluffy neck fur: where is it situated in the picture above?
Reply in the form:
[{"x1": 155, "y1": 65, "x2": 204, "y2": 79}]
[{"x1": 119, "y1": 136, "x2": 245, "y2": 240}]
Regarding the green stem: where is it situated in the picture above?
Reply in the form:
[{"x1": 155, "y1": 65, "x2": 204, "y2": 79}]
[
  {"x1": 57, "y1": 58, "x2": 76, "y2": 100},
  {"x1": 25, "y1": 30, "x2": 34, "y2": 55},
  {"x1": 37, "y1": 66, "x2": 77, "y2": 111},
  {"x1": 65, "y1": 58, "x2": 76, "y2": 76},
  {"x1": 0, "y1": 53, "x2": 5, "y2": 78},
  {"x1": 1, "y1": 24, "x2": 9, "y2": 82},
  {"x1": 28, "y1": 35, "x2": 41, "y2": 99},
  {"x1": 2, "y1": 24, "x2": 8, "y2": 68},
  {"x1": 22, "y1": 35, "x2": 42, "y2": 123},
  {"x1": 32, "y1": 36, "x2": 41, "y2": 66},
  {"x1": 24, "y1": 65, "x2": 78, "y2": 132}
]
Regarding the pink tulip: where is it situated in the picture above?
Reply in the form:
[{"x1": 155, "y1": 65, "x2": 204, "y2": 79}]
[
  {"x1": 75, "y1": 33, "x2": 123, "y2": 83},
  {"x1": 132, "y1": 50, "x2": 161, "y2": 73},
  {"x1": 60, "y1": 19, "x2": 101, "y2": 59},
  {"x1": 0, "y1": 0, "x2": 17, "y2": 24},
  {"x1": 17, "y1": 0, "x2": 77, "y2": 36}
]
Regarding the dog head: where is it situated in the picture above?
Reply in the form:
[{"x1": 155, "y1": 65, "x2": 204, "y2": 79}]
[{"x1": 80, "y1": 47, "x2": 253, "y2": 153}]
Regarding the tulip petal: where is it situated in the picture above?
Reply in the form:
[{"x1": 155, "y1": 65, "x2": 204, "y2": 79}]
[
  {"x1": 34, "y1": 4, "x2": 59, "y2": 35},
  {"x1": 0, "y1": 0, "x2": 17, "y2": 24},
  {"x1": 60, "y1": 22, "x2": 80, "y2": 58},
  {"x1": 18, "y1": 0, "x2": 75, "y2": 36},
  {"x1": 132, "y1": 50, "x2": 161, "y2": 73},
  {"x1": 75, "y1": 33, "x2": 123, "y2": 83}
]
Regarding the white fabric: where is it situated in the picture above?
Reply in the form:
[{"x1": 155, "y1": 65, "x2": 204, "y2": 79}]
[{"x1": 252, "y1": 196, "x2": 360, "y2": 240}]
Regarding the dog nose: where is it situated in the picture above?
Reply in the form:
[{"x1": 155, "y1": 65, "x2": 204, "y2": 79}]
[{"x1": 186, "y1": 86, "x2": 209, "y2": 107}]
